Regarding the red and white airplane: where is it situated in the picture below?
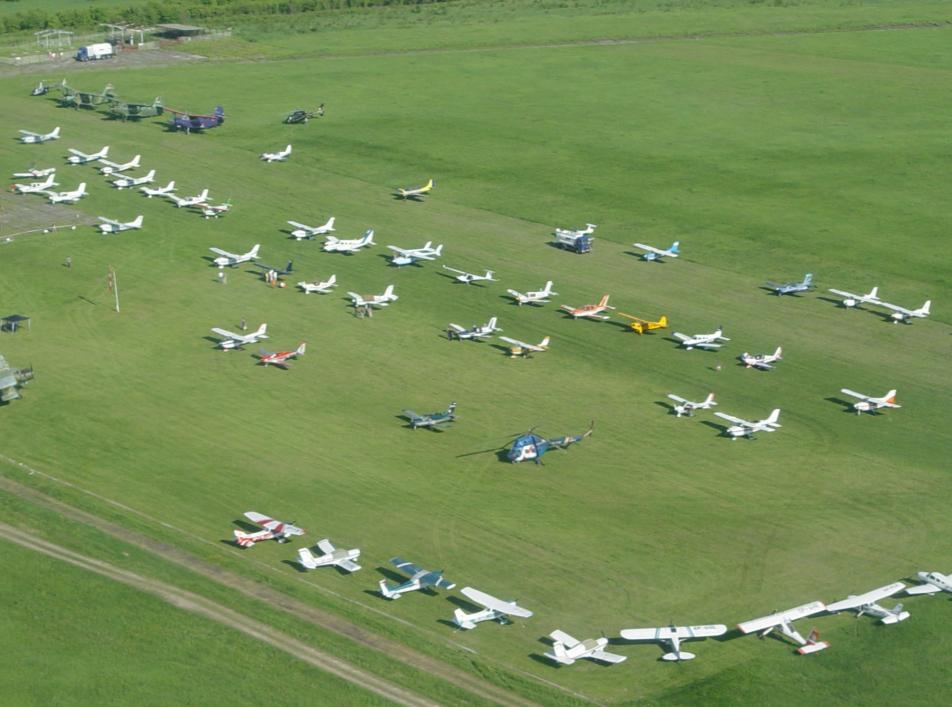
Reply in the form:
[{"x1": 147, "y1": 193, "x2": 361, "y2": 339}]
[
  {"x1": 258, "y1": 342, "x2": 306, "y2": 367},
  {"x1": 559, "y1": 294, "x2": 614, "y2": 320},
  {"x1": 233, "y1": 511, "x2": 305, "y2": 548}
]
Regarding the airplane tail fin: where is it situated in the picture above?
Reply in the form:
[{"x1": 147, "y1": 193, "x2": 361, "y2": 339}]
[
  {"x1": 487, "y1": 317, "x2": 498, "y2": 330},
  {"x1": 543, "y1": 281, "x2": 554, "y2": 295},
  {"x1": 866, "y1": 286, "x2": 879, "y2": 300},
  {"x1": 327, "y1": 274, "x2": 336, "y2": 286},
  {"x1": 383, "y1": 285, "x2": 395, "y2": 299},
  {"x1": 198, "y1": 189, "x2": 209, "y2": 202},
  {"x1": 425, "y1": 179, "x2": 433, "y2": 189},
  {"x1": 433, "y1": 244, "x2": 443, "y2": 256},
  {"x1": 539, "y1": 336, "x2": 551, "y2": 349},
  {"x1": 918, "y1": 300, "x2": 931, "y2": 316},
  {"x1": 422, "y1": 241, "x2": 432, "y2": 250},
  {"x1": 704, "y1": 392, "x2": 716, "y2": 406},
  {"x1": 324, "y1": 216, "x2": 335, "y2": 231},
  {"x1": 130, "y1": 215, "x2": 143, "y2": 229},
  {"x1": 295, "y1": 342, "x2": 306, "y2": 356},
  {"x1": 486, "y1": 270, "x2": 495, "y2": 280},
  {"x1": 364, "y1": 229, "x2": 375, "y2": 245},
  {"x1": 656, "y1": 315, "x2": 668, "y2": 328},
  {"x1": 453, "y1": 608, "x2": 473, "y2": 628},
  {"x1": 774, "y1": 346, "x2": 783, "y2": 359},
  {"x1": 670, "y1": 241, "x2": 680, "y2": 254},
  {"x1": 77, "y1": 182, "x2": 87, "y2": 195},
  {"x1": 883, "y1": 390, "x2": 897, "y2": 405},
  {"x1": 50, "y1": 127, "x2": 60, "y2": 138},
  {"x1": 552, "y1": 642, "x2": 569, "y2": 660},
  {"x1": 765, "y1": 409, "x2": 781, "y2": 426},
  {"x1": 165, "y1": 180, "x2": 175, "y2": 191},
  {"x1": 215, "y1": 105, "x2": 224, "y2": 117},
  {"x1": 379, "y1": 580, "x2": 396, "y2": 599},
  {"x1": 598, "y1": 294, "x2": 610, "y2": 307},
  {"x1": 144, "y1": 170, "x2": 155, "y2": 181},
  {"x1": 804, "y1": 273, "x2": 813, "y2": 285},
  {"x1": 129, "y1": 155, "x2": 141, "y2": 168},
  {"x1": 284, "y1": 261, "x2": 293, "y2": 273},
  {"x1": 249, "y1": 244, "x2": 261, "y2": 258},
  {"x1": 285, "y1": 144, "x2": 292, "y2": 154},
  {"x1": 297, "y1": 547, "x2": 316, "y2": 568},
  {"x1": 99, "y1": 146, "x2": 109, "y2": 158},
  {"x1": 255, "y1": 323, "x2": 267, "y2": 338},
  {"x1": 233, "y1": 530, "x2": 255, "y2": 548}
]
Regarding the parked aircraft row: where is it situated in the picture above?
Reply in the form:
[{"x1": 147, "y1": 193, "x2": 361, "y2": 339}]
[{"x1": 828, "y1": 285, "x2": 932, "y2": 323}]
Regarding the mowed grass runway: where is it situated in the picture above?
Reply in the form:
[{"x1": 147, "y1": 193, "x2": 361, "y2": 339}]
[{"x1": 1, "y1": 17, "x2": 951, "y2": 704}]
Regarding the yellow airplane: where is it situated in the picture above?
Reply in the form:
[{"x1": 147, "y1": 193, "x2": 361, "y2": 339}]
[
  {"x1": 617, "y1": 313, "x2": 668, "y2": 334},
  {"x1": 395, "y1": 178, "x2": 434, "y2": 199}
]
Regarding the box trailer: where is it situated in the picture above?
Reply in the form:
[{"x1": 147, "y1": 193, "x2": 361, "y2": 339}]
[{"x1": 76, "y1": 43, "x2": 115, "y2": 62}]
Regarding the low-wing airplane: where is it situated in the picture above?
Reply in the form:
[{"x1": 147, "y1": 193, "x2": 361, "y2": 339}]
[
  {"x1": 498, "y1": 335, "x2": 550, "y2": 358},
  {"x1": 506, "y1": 422, "x2": 593, "y2": 463},
  {"x1": 348, "y1": 285, "x2": 397, "y2": 309},
  {"x1": 210, "y1": 243, "x2": 260, "y2": 268},
  {"x1": 258, "y1": 343, "x2": 306, "y2": 368},
  {"x1": 211, "y1": 323, "x2": 268, "y2": 350},
  {"x1": 140, "y1": 180, "x2": 176, "y2": 198},
  {"x1": 839, "y1": 388, "x2": 900, "y2": 415},
  {"x1": 453, "y1": 587, "x2": 533, "y2": 630},
  {"x1": 233, "y1": 511, "x2": 305, "y2": 548},
  {"x1": 113, "y1": 169, "x2": 155, "y2": 189},
  {"x1": 442, "y1": 265, "x2": 496, "y2": 285},
  {"x1": 447, "y1": 317, "x2": 501, "y2": 341},
  {"x1": 395, "y1": 178, "x2": 434, "y2": 200},
  {"x1": 666, "y1": 392, "x2": 717, "y2": 418},
  {"x1": 714, "y1": 408, "x2": 781, "y2": 440},
  {"x1": 738, "y1": 602, "x2": 829, "y2": 654},
  {"x1": 297, "y1": 539, "x2": 361, "y2": 572},
  {"x1": 739, "y1": 346, "x2": 783, "y2": 370},
  {"x1": 544, "y1": 630, "x2": 627, "y2": 666},
  {"x1": 12, "y1": 173, "x2": 57, "y2": 194},
  {"x1": 260, "y1": 144, "x2": 292, "y2": 162},
  {"x1": 288, "y1": 217, "x2": 335, "y2": 240},
  {"x1": 19, "y1": 126, "x2": 60, "y2": 144},
  {"x1": 379, "y1": 556, "x2": 455, "y2": 599},
  {"x1": 559, "y1": 294, "x2": 614, "y2": 320},
  {"x1": 297, "y1": 275, "x2": 337, "y2": 294},
  {"x1": 673, "y1": 327, "x2": 730, "y2": 350},
  {"x1": 323, "y1": 229, "x2": 375, "y2": 253},
  {"x1": 506, "y1": 281, "x2": 558, "y2": 306},
  {"x1": 46, "y1": 182, "x2": 87, "y2": 204},
  {"x1": 97, "y1": 214, "x2": 143, "y2": 234},
  {"x1": 877, "y1": 298, "x2": 932, "y2": 324},
  {"x1": 98, "y1": 154, "x2": 141, "y2": 175},
  {"x1": 66, "y1": 145, "x2": 109, "y2": 165},
  {"x1": 617, "y1": 313, "x2": 668, "y2": 334},
  {"x1": 765, "y1": 273, "x2": 814, "y2": 295},
  {"x1": 167, "y1": 106, "x2": 225, "y2": 133},
  {"x1": 632, "y1": 240, "x2": 679, "y2": 261},
  {"x1": 195, "y1": 200, "x2": 231, "y2": 219},
  {"x1": 554, "y1": 223, "x2": 597, "y2": 239},
  {"x1": 402, "y1": 402, "x2": 457, "y2": 430},
  {"x1": 388, "y1": 241, "x2": 443, "y2": 266},
  {"x1": 906, "y1": 571, "x2": 952, "y2": 596},
  {"x1": 828, "y1": 286, "x2": 880, "y2": 309},
  {"x1": 620, "y1": 624, "x2": 727, "y2": 661},
  {"x1": 167, "y1": 188, "x2": 210, "y2": 208},
  {"x1": 12, "y1": 166, "x2": 56, "y2": 179},
  {"x1": 827, "y1": 582, "x2": 909, "y2": 624}
]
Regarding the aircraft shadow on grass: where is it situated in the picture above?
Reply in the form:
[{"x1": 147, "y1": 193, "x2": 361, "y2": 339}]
[
  {"x1": 445, "y1": 594, "x2": 482, "y2": 613},
  {"x1": 282, "y1": 559, "x2": 309, "y2": 574},
  {"x1": 489, "y1": 343, "x2": 516, "y2": 357},
  {"x1": 653, "y1": 400, "x2": 677, "y2": 414},
  {"x1": 623, "y1": 249, "x2": 671, "y2": 261},
  {"x1": 700, "y1": 420, "x2": 729, "y2": 436},
  {"x1": 825, "y1": 395, "x2": 877, "y2": 414}
]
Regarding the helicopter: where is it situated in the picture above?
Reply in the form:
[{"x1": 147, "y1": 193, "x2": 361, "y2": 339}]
[{"x1": 461, "y1": 421, "x2": 594, "y2": 464}]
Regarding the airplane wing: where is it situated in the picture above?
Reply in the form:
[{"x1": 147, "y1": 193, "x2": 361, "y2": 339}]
[
  {"x1": 828, "y1": 288, "x2": 860, "y2": 299},
  {"x1": 287, "y1": 220, "x2": 312, "y2": 232},
  {"x1": 19, "y1": 130, "x2": 39, "y2": 138},
  {"x1": 827, "y1": 582, "x2": 906, "y2": 612},
  {"x1": 387, "y1": 245, "x2": 410, "y2": 255},
  {"x1": 682, "y1": 625, "x2": 728, "y2": 638},
  {"x1": 906, "y1": 582, "x2": 943, "y2": 595},
  {"x1": 875, "y1": 301, "x2": 908, "y2": 314},
  {"x1": 338, "y1": 558, "x2": 361, "y2": 572},
  {"x1": 461, "y1": 587, "x2": 534, "y2": 618},
  {"x1": 244, "y1": 511, "x2": 281, "y2": 530},
  {"x1": 753, "y1": 361, "x2": 773, "y2": 370},
  {"x1": 433, "y1": 576, "x2": 456, "y2": 590},
  {"x1": 549, "y1": 630, "x2": 579, "y2": 648},
  {"x1": 316, "y1": 538, "x2": 336, "y2": 554},
  {"x1": 443, "y1": 265, "x2": 466, "y2": 275},
  {"x1": 738, "y1": 602, "x2": 826, "y2": 634},
  {"x1": 666, "y1": 394, "x2": 689, "y2": 404},
  {"x1": 839, "y1": 388, "x2": 868, "y2": 401},
  {"x1": 632, "y1": 243, "x2": 662, "y2": 255},
  {"x1": 402, "y1": 410, "x2": 421, "y2": 422},
  {"x1": 618, "y1": 628, "x2": 660, "y2": 641},
  {"x1": 208, "y1": 247, "x2": 234, "y2": 258},
  {"x1": 211, "y1": 327, "x2": 238, "y2": 340},
  {"x1": 714, "y1": 411, "x2": 747, "y2": 426},
  {"x1": 390, "y1": 556, "x2": 424, "y2": 576},
  {"x1": 67, "y1": 148, "x2": 87, "y2": 157},
  {"x1": 447, "y1": 324, "x2": 466, "y2": 333},
  {"x1": 672, "y1": 333, "x2": 690, "y2": 342},
  {"x1": 590, "y1": 649, "x2": 627, "y2": 664},
  {"x1": 97, "y1": 217, "x2": 119, "y2": 227},
  {"x1": 498, "y1": 337, "x2": 527, "y2": 348}
]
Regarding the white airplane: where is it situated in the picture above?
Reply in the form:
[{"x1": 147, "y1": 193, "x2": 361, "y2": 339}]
[
  {"x1": 388, "y1": 241, "x2": 444, "y2": 266},
  {"x1": 672, "y1": 327, "x2": 729, "y2": 350},
  {"x1": 826, "y1": 582, "x2": 909, "y2": 624},
  {"x1": 447, "y1": 317, "x2": 501, "y2": 341},
  {"x1": 260, "y1": 144, "x2": 292, "y2": 162},
  {"x1": 906, "y1": 571, "x2": 952, "y2": 596},
  {"x1": 97, "y1": 215, "x2": 143, "y2": 234},
  {"x1": 739, "y1": 346, "x2": 783, "y2": 370},
  {"x1": 288, "y1": 217, "x2": 335, "y2": 240},
  {"x1": 498, "y1": 335, "x2": 550, "y2": 358},
  {"x1": 442, "y1": 265, "x2": 496, "y2": 284},
  {"x1": 395, "y1": 178, "x2": 434, "y2": 199},
  {"x1": 620, "y1": 624, "x2": 727, "y2": 661},
  {"x1": 233, "y1": 511, "x2": 305, "y2": 548},
  {"x1": 46, "y1": 182, "x2": 87, "y2": 204},
  {"x1": 98, "y1": 154, "x2": 141, "y2": 175},
  {"x1": 167, "y1": 188, "x2": 210, "y2": 208},
  {"x1": 666, "y1": 392, "x2": 717, "y2": 418},
  {"x1": 13, "y1": 166, "x2": 56, "y2": 179},
  {"x1": 452, "y1": 587, "x2": 533, "y2": 630},
  {"x1": 714, "y1": 408, "x2": 781, "y2": 440},
  {"x1": 839, "y1": 388, "x2": 900, "y2": 415},
  {"x1": 544, "y1": 630, "x2": 627, "y2": 666},
  {"x1": 878, "y1": 298, "x2": 932, "y2": 324},
  {"x1": 210, "y1": 244, "x2": 261, "y2": 268},
  {"x1": 196, "y1": 201, "x2": 231, "y2": 219},
  {"x1": 737, "y1": 601, "x2": 829, "y2": 654},
  {"x1": 66, "y1": 145, "x2": 109, "y2": 165},
  {"x1": 348, "y1": 286, "x2": 397, "y2": 309},
  {"x1": 554, "y1": 223, "x2": 597, "y2": 239},
  {"x1": 211, "y1": 323, "x2": 268, "y2": 350},
  {"x1": 323, "y1": 229, "x2": 375, "y2": 253},
  {"x1": 297, "y1": 275, "x2": 337, "y2": 294},
  {"x1": 12, "y1": 173, "x2": 57, "y2": 194},
  {"x1": 113, "y1": 169, "x2": 155, "y2": 189},
  {"x1": 297, "y1": 539, "x2": 361, "y2": 572},
  {"x1": 19, "y1": 126, "x2": 60, "y2": 144},
  {"x1": 379, "y1": 557, "x2": 455, "y2": 599},
  {"x1": 632, "y1": 240, "x2": 679, "y2": 261},
  {"x1": 140, "y1": 180, "x2": 176, "y2": 198},
  {"x1": 506, "y1": 281, "x2": 558, "y2": 306},
  {"x1": 828, "y1": 286, "x2": 880, "y2": 309}
]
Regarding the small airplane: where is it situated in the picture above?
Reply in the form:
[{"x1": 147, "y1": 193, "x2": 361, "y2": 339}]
[
  {"x1": 828, "y1": 286, "x2": 880, "y2": 309},
  {"x1": 906, "y1": 571, "x2": 952, "y2": 596},
  {"x1": 233, "y1": 511, "x2": 305, "y2": 548},
  {"x1": 379, "y1": 557, "x2": 456, "y2": 599},
  {"x1": 826, "y1": 582, "x2": 909, "y2": 624},
  {"x1": 288, "y1": 217, "x2": 335, "y2": 240},
  {"x1": 211, "y1": 323, "x2": 268, "y2": 350},
  {"x1": 297, "y1": 539, "x2": 361, "y2": 572},
  {"x1": 714, "y1": 408, "x2": 781, "y2": 440},
  {"x1": 140, "y1": 180, "x2": 176, "y2": 198},
  {"x1": 447, "y1": 317, "x2": 501, "y2": 341},
  {"x1": 113, "y1": 170, "x2": 156, "y2": 190},
  {"x1": 12, "y1": 166, "x2": 56, "y2": 179},
  {"x1": 616, "y1": 313, "x2": 668, "y2": 334},
  {"x1": 323, "y1": 229, "x2": 375, "y2": 253},
  {"x1": 348, "y1": 285, "x2": 398, "y2": 309},
  {"x1": 167, "y1": 188, "x2": 210, "y2": 208},
  {"x1": 395, "y1": 178, "x2": 434, "y2": 200},
  {"x1": 620, "y1": 624, "x2": 728, "y2": 661},
  {"x1": 739, "y1": 346, "x2": 783, "y2": 370},
  {"x1": 554, "y1": 223, "x2": 597, "y2": 239},
  {"x1": 442, "y1": 265, "x2": 496, "y2": 285},
  {"x1": 260, "y1": 144, "x2": 292, "y2": 162},
  {"x1": 666, "y1": 392, "x2": 717, "y2": 418},
  {"x1": 46, "y1": 182, "x2": 88, "y2": 204},
  {"x1": 195, "y1": 200, "x2": 231, "y2": 219},
  {"x1": 559, "y1": 294, "x2": 614, "y2": 320},
  {"x1": 877, "y1": 298, "x2": 932, "y2": 324},
  {"x1": 19, "y1": 126, "x2": 60, "y2": 144},
  {"x1": 839, "y1": 388, "x2": 900, "y2": 415},
  {"x1": 632, "y1": 240, "x2": 679, "y2": 261},
  {"x1": 12, "y1": 173, "x2": 57, "y2": 194},
  {"x1": 167, "y1": 105, "x2": 225, "y2": 133},
  {"x1": 66, "y1": 145, "x2": 109, "y2": 165},
  {"x1": 98, "y1": 154, "x2": 141, "y2": 175},
  {"x1": 210, "y1": 244, "x2": 260, "y2": 268},
  {"x1": 453, "y1": 587, "x2": 533, "y2": 630},
  {"x1": 737, "y1": 601, "x2": 829, "y2": 654},
  {"x1": 402, "y1": 402, "x2": 457, "y2": 430},
  {"x1": 97, "y1": 215, "x2": 143, "y2": 234},
  {"x1": 765, "y1": 273, "x2": 814, "y2": 296},
  {"x1": 258, "y1": 343, "x2": 306, "y2": 368},
  {"x1": 506, "y1": 422, "x2": 593, "y2": 463},
  {"x1": 673, "y1": 327, "x2": 730, "y2": 350},
  {"x1": 388, "y1": 241, "x2": 444, "y2": 266},
  {"x1": 506, "y1": 281, "x2": 558, "y2": 306},
  {"x1": 544, "y1": 630, "x2": 627, "y2": 666},
  {"x1": 297, "y1": 275, "x2": 337, "y2": 294},
  {"x1": 254, "y1": 260, "x2": 294, "y2": 282},
  {"x1": 498, "y1": 335, "x2": 550, "y2": 358}
]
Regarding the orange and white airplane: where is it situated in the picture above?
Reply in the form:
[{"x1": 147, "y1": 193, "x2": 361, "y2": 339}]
[
  {"x1": 258, "y1": 343, "x2": 306, "y2": 368},
  {"x1": 617, "y1": 313, "x2": 667, "y2": 334},
  {"x1": 840, "y1": 388, "x2": 900, "y2": 415},
  {"x1": 559, "y1": 295, "x2": 613, "y2": 320}
]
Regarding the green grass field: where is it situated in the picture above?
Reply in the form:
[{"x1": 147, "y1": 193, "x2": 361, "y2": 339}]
[{"x1": 2, "y1": 1, "x2": 951, "y2": 704}]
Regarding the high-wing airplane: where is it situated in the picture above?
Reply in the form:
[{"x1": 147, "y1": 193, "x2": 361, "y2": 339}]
[
  {"x1": 826, "y1": 582, "x2": 909, "y2": 624},
  {"x1": 258, "y1": 343, "x2": 306, "y2": 368},
  {"x1": 714, "y1": 408, "x2": 781, "y2": 440},
  {"x1": 288, "y1": 217, "x2": 335, "y2": 240},
  {"x1": 632, "y1": 240, "x2": 679, "y2": 261},
  {"x1": 442, "y1": 265, "x2": 496, "y2": 285},
  {"x1": 195, "y1": 200, "x2": 231, "y2": 219},
  {"x1": 737, "y1": 601, "x2": 829, "y2": 654},
  {"x1": 66, "y1": 145, "x2": 109, "y2": 164},
  {"x1": 673, "y1": 327, "x2": 729, "y2": 350},
  {"x1": 620, "y1": 624, "x2": 727, "y2": 661},
  {"x1": 233, "y1": 511, "x2": 305, "y2": 548},
  {"x1": 498, "y1": 335, "x2": 550, "y2": 358},
  {"x1": 447, "y1": 317, "x2": 501, "y2": 341},
  {"x1": 12, "y1": 173, "x2": 57, "y2": 194},
  {"x1": 46, "y1": 182, "x2": 87, "y2": 204},
  {"x1": 906, "y1": 571, "x2": 952, "y2": 596},
  {"x1": 839, "y1": 388, "x2": 900, "y2": 415},
  {"x1": 253, "y1": 260, "x2": 294, "y2": 281},
  {"x1": 453, "y1": 587, "x2": 533, "y2": 630},
  {"x1": 98, "y1": 154, "x2": 141, "y2": 175},
  {"x1": 828, "y1": 286, "x2": 880, "y2": 309},
  {"x1": 765, "y1": 273, "x2": 814, "y2": 295},
  {"x1": 323, "y1": 229, "x2": 375, "y2": 253},
  {"x1": 167, "y1": 188, "x2": 210, "y2": 208},
  {"x1": 19, "y1": 126, "x2": 60, "y2": 144},
  {"x1": 617, "y1": 313, "x2": 668, "y2": 334},
  {"x1": 544, "y1": 630, "x2": 627, "y2": 666},
  {"x1": 379, "y1": 556, "x2": 456, "y2": 599},
  {"x1": 739, "y1": 346, "x2": 783, "y2": 370},
  {"x1": 13, "y1": 166, "x2": 56, "y2": 179},
  {"x1": 388, "y1": 241, "x2": 443, "y2": 266},
  {"x1": 554, "y1": 223, "x2": 597, "y2": 239},
  {"x1": 348, "y1": 285, "x2": 397, "y2": 309},
  {"x1": 297, "y1": 275, "x2": 337, "y2": 294},
  {"x1": 97, "y1": 215, "x2": 143, "y2": 234},
  {"x1": 877, "y1": 298, "x2": 931, "y2": 324},
  {"x1": 140, "y1": 180, "x2": 176, "y2": 198},
  {"x1": 297, "y1": 539, "x2": 361, "y2": 572},
  {"x1": 395, "y1": 178, "x2": 434, "y2": 200},
  {"x1": 402, "y1": 402, "x2": 457, "y2": 430},
  {"x1": 210, "y1": 243, "x2": 260, "y2": 268},
  {"x1": 113, "y1": 170, "x2": 155, "y2": 189},
  {"x1": 506, "y1": 281, "x2": 558, "y2": 306},
  {"x1": 666, "y1": 392, "x2": 717, "y2": 418},
  {"x1": 260, "y1": 144, "x2": 292, "y2": 162},
  {"x1": 560, "y1": 294, "x2": 614, "y2": 320},
  {"x1": 211, "y1": 323, "x2": 268, "y2": 350}
]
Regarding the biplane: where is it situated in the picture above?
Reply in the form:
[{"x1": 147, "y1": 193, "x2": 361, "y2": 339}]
[
  {"x1": 167, "y1": 106, "x2": 225, "y2": 133},
  {"x1": 617, "y1": 313, "x2": 668, "y2": 334},
  {"x1": 58, "y1": 80, "x2": 117, "y2": 108},
  {"x1": 108, "y1": 97, "x2": 163, "y2": 120}
]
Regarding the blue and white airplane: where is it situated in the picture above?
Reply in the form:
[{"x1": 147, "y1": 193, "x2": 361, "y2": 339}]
[
  {"x1": 633, "y1": 240, "x2": 679, "y2": 261},
  {"x1": 19, "y1": 126, "x2": 60, "y2": 144},
  {"x1": 388, "y1": 241, "x2": 443, "y2": 266},
  {"x1": 379, "y1": 557, "x2": 455, "y2": 599},
  {"x1": 765, "y1": 273, "x2": 814, "y2": 295}
]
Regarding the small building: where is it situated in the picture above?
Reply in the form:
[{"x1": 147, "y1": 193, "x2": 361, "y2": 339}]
[
  {"x1": 155, "y1": 24, "x2": 207, "y2": 39},
  {"x1": 1, "y1": 314, "x2": 31, "y2": 332}
]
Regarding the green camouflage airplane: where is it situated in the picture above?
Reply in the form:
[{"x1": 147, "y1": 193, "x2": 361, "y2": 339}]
[
  {"x1": 0, "y1": 354, "x2": 33, "y2": 403},
  {"x1": 59, "y1": 80, "x2": 117, "y2": 108},
  {"x1": 108, "y1": 97, "x2": 163, "y2": 120}
]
